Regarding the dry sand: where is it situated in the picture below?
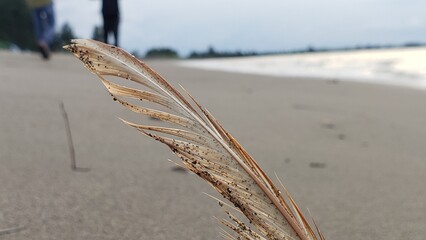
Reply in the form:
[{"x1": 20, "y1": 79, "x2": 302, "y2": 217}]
[{"x1": 1, "y1": 51, "x2": 426, "y2": 240}]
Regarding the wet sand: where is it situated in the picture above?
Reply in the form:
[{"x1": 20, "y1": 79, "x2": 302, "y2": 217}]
[{"x1": 1, "y1": 51, "x2": 426, "y2": 239}]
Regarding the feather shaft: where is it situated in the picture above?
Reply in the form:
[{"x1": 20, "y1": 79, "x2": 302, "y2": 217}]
[{"x1": 64, "y1": 39, "x2": 323, "y2": 240}]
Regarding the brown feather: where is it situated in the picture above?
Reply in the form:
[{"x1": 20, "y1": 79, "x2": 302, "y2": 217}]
[{"x1": 64, "y1": 39, "x2": 324, "y2": 240}]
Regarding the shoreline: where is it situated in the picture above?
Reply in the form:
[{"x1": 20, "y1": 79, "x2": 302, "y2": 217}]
[{"x1": 179, "y1": 46, "x2": 426, "y2": 90}]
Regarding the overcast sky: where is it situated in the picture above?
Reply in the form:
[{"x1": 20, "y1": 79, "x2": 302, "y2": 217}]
[{"x1": 55, "y1": 0, "x2": 426, "y2": 56}]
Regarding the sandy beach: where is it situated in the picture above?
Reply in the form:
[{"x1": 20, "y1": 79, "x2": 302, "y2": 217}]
[{"x1": 1, "y1": 51, "x2": 426, "y2": 239}]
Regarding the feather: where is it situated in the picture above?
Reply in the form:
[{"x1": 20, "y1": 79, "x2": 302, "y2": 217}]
[{"x1": 64, "y1": 39, "x2": 324, "y2": 240}]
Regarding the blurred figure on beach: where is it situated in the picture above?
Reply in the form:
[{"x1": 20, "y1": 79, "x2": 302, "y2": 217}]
[
  {"x1": 94, "y1": 0, "x2": 120, "y2": 46},
  {"x1": 26, "y1": 0, "x2": 55, "y2": 60}
]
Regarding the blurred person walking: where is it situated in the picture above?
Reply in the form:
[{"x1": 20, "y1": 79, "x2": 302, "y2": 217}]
[
  {"x1": 27, "y1": 0, "x2": 55, "y2": 60},
  {"x1": 100, "y1": 0, "x2": 120, "y2": 46}
]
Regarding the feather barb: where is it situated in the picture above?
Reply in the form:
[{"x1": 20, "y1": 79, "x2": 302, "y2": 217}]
[{"x1": 64, "y1": 39, "x2": 324, "y2": 240}]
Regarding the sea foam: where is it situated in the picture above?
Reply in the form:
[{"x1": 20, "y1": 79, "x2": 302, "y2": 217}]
[{"x1": 180, "y1": 47, "x2": 426, "y2": 89}]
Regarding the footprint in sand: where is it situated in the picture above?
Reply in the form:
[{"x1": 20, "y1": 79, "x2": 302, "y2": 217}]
[
  {"x1": 309, "y1": 162, "x2": 326, "y2": 169},
  {"x1": 171, "y1": 166, "x2": 188, "y2": 173}
]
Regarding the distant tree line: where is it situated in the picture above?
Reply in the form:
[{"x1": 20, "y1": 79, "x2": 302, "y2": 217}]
[
  {"x1": 0, "y1": 0, "x2": 77, "y2": 51},
  {"x1": 187, "y1": 42, "x2": 426, "y2": 59},
  {"x1": 273, "y1": 42, "x2": 426, "y2": 55},
  {"x1": 50, "y1": 23, "x2": 77, "y2": 51},
  {"x1": 0, "y1": 0, "x2": 35, "y2": 50},
  {"x1": 188, "y1": 46, "x2": 259, "y2": 59},
  {"x1": 144, "y1": 48, "x2": 179, "y2": 59}
]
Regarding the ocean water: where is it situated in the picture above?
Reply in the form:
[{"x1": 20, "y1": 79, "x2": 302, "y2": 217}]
[{"x1": 180, "y1": 47, "x2": 426, "y2": 90}]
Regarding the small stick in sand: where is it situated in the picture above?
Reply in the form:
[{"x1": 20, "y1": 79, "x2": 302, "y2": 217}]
[
  {"x1": 59, "y1": 101, "x2": 90, "y2": 172},
  {"x1": 0, "y1": 226, "x2": 26, "y2": 236}
]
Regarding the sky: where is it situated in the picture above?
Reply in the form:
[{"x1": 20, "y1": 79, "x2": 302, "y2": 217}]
[{"x1": 55, "y1": 0, "x2": 426, "y2": 56}]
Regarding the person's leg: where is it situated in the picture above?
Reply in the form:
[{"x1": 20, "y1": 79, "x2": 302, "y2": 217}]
[
  {"x1": 112, "y1": 15, "x2": 119, "y2": 46},
  {"x1": 103, "y1": 14, "x2": 110, "y2": 44},
  {"x1": 31, "y1": 7, "x2": 50, "y2": 59},
  {"x1": 43, "y1": 3, "x2": 55, "y2": 46}
]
